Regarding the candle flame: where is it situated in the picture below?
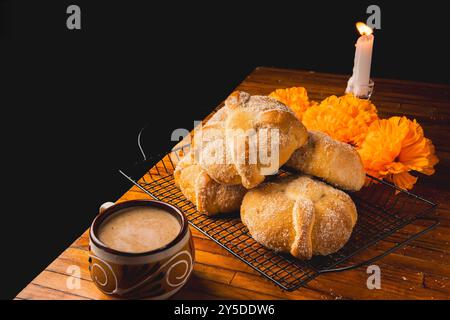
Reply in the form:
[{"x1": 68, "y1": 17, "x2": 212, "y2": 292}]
[{"x1": 356, "y1": 22, "x2": 373, "y2": 36}]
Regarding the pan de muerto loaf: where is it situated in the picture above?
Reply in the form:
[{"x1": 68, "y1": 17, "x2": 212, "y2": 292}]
[
  {"x1": 241, "y1": 175, "x2": 357, "y2": 259},
  {"x1": 286, "y1": 130, "x2": 366, "y2": 191},
  {"x1": 174, "y1": 151, "x2": 247, "y2": 216},
  {"x1": 193, "y1": 91, "x2": 308, "y2": 189}
]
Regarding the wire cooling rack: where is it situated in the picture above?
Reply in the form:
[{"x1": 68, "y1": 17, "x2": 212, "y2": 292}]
[{"x1": 119, "y1": 144, "x2": 439, "y2": 291}]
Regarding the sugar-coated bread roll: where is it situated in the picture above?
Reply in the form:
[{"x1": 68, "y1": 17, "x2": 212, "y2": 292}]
[
  {"x1": 174, "y1": 152, "x2": 247, "y2": 216},
  {"x1": 193, "y1": 91, "x2": 308, "y2": 189},
  {"x1": 241, "y1": 175, "x2": 357, "y2": 260},
  {"x1": 285, "y1": 131, "x2": 366, "y2": 191}
]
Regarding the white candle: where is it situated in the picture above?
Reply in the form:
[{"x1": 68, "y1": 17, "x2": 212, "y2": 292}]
[{"x1": 346, "y1": 22, "x2": 374, "y2": 98}]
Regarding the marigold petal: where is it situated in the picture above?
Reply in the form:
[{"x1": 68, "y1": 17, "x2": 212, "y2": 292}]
[
  {"x1": 269, "y1": 87, "x2": 316, "y2": 120},
  {"x1": 302, "y1": 94, "x2": 378, "y2": 146},
  {"x1": 391, "y1": 172, "x2": 418, "y2": 191},
  {"x1": 357, "y1": 116, "x2": 438, "y2": 190}
]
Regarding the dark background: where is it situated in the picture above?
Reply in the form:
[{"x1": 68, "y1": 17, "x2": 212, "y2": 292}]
[{"x1": 1, "y1": 0, "x2": 449, "y2": 299}]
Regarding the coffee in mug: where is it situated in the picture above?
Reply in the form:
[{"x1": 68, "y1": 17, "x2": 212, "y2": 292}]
[
  {"x1": 89, "y1": 200, "x2": 195, "y2": 299},
  {"x1": 97, "y1": 206, "x2": 181, "y2": 253}
]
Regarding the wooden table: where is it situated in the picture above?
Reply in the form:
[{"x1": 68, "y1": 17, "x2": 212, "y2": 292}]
[{"x1": 16, "y1": 67, "x2": 450, "y2": 300}]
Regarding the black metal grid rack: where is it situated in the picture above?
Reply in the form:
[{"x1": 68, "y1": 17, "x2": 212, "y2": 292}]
[{"x1": 120, "y1": 144, "x2": 439, "y2": 291}]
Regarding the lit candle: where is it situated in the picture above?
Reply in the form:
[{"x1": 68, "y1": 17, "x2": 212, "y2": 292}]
[{"x1": 346, "y1": 22, "x2": 374, "y2": 98}]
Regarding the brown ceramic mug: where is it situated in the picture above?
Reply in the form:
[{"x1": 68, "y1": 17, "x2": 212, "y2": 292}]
[{"x1": 89, "y1": 200, "x2": 195, "y2": 299}]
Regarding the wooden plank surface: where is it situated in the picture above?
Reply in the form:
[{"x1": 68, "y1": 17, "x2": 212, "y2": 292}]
[{"x1": 16, "y1": 67, "x2": 450, "y2": 300}]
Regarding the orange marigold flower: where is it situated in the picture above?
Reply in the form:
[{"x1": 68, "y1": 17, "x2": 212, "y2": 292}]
[
  {"x1": 357, "y1": 116, "x2": 439, "y2": 190},
  {"x1": 302, "y1": 94, "x2": 378, "y2": 146},
  {"x1": 269, "y1": 87, "x2": 317, "y2": 120}
]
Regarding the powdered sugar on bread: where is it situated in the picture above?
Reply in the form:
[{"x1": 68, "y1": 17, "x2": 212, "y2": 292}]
[{"x1": 241, "y1": 175, "x2": 357, "y2": 260}]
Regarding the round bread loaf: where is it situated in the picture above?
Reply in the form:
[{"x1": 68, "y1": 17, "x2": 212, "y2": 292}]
[
  {"x1": 193, "y1": 91, "x2": 308, "y2": 189},
  {"x1": 174, "y1": 152, "x2": 247, "y2": 216},
  {"x1": 241, "y1": 175, "x2": 357, "y2": 260},
  {"x1": 286, "y1": 130, "x2": 366, "y2": 191}
]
